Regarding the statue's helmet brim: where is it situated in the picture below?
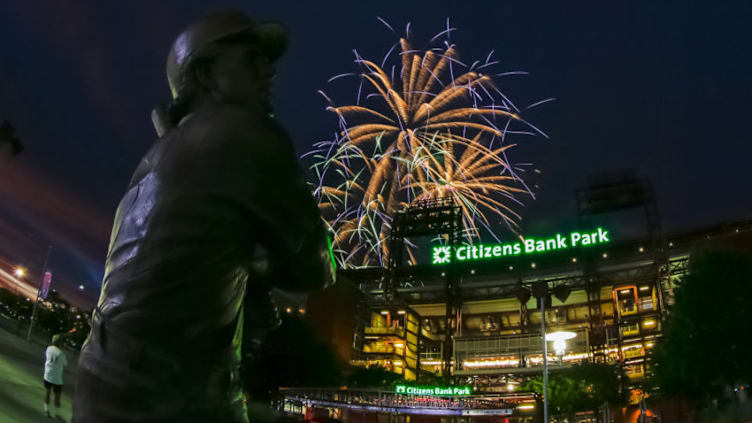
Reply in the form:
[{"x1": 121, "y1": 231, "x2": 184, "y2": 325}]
[{"x1": 167, "y1": 11, "x2": 288, "y2": 99}]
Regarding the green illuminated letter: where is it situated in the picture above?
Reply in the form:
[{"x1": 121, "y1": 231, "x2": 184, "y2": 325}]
[
  {"x1": 456, "y1": 246, "x2": 467, "y2": 261},
  {"x1": 598, "y1": 227, "x2": 609, "y2": 243}
]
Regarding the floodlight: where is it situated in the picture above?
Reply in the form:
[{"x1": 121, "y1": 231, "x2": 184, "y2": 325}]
[
  {"x1": 546, "y1": 331, "x2": 577, "y2": 356},
  {"x1": 545, "y1": 331, "x2": 577, "y2": 342}
]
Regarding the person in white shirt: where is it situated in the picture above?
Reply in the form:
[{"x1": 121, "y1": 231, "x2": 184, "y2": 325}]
[{"x1": 44, "y1": 334, "x2": 68, "y2": 416}]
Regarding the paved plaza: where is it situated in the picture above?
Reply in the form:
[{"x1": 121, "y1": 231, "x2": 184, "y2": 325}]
[{"x1": 0, "y1": 326, "x2": 78, "y2": 422}]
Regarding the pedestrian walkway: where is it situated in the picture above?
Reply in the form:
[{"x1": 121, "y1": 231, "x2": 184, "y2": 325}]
[{"x1": 0, "y1": 326, "x2": 77, "y2": 422}]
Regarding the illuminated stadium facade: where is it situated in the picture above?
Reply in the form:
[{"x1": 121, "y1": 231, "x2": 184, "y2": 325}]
[
  {"x1": 292, "y1": 172, "x2": 751, "y2": 421},
  {"x1": 333, "y1": 172, "x2": 751, "y2": 389}
]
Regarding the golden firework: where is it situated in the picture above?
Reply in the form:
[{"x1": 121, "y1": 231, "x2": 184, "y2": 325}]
[{"x1": 308, "y1": 21, "x2": 548, "y2": 267}]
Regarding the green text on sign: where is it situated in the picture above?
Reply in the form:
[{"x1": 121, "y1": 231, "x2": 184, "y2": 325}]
[
  {"x1": 431, "y1": 228, "x2": 610, "y2": 265},
  {"x1": 395, "y1": 385, "x2": 473, "y2": 396}
]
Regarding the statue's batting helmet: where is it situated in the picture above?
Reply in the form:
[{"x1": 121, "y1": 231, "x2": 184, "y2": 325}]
[{"x1": 166, "y1": 10, "x2": 287, "y2": 99}]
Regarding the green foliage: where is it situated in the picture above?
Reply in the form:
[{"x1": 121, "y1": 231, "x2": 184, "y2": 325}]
[
  {"x1": 521, "y1": 362, "x2": 621, "y2": 417},
  {"x1": 652, "y1": 250, "x2": 752, "y2": 406},
  {"x1": 418, "y1": 371, "x2": 453, "y2": 387},
  {"x1": 244, "y1": 314, "x2": 344, "y2": 400},
  {"x1": 346, "y1": 364, "x2": 406, "y2": 388},
  {"x1": 0, "y1": 287, "x2": 16, "y2": 305},
  {"x1": 0, "y1": 288, "x2": 89, "y2": 349}
]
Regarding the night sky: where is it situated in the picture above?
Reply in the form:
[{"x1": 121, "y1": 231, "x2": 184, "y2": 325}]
[{"x1": 1, "y1": 1, "x2": 751, "y2": 307}]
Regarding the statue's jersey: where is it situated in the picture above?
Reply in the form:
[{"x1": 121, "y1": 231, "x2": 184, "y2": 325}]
[{"x1": 74, "y1": 105, "x2": 328, "y2": 423}]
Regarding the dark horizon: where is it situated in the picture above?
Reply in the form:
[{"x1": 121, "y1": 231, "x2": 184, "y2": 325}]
[{"x1": 1, "y1": 1, "x2": 751, "y2": 307}]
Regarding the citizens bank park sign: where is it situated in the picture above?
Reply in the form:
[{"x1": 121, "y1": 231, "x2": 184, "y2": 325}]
[
  {"x1": 395, "y1": 385, "x2": 472, "y2": 396},
  {"x1": 431, "y1": 228, "x2": 611, "y2": 265}
]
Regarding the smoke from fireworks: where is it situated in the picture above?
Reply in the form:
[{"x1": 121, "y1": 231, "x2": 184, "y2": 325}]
[{"x1": 306, "y1": 19, "x2": 550, "y2": 268}]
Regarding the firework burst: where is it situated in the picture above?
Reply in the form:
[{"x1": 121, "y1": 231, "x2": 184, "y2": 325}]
[{"x1": 307, "y1": 19, "x2": 550, "y2": 267}]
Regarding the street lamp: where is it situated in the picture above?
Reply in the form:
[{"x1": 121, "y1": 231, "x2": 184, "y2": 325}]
[
  {"x1": 14, "y1": 267, "x2": 25, "y2": 278},
  {"x1": 78, "y1": 284, "x2": 85, "y2": 291},
  {"x1": 546, "y1": 331, "x2": 576, "y2": 357}
]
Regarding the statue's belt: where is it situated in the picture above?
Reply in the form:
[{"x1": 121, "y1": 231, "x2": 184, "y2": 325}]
[{"x1": 91, "y1": 307, "x2": 242, "y2": 399}]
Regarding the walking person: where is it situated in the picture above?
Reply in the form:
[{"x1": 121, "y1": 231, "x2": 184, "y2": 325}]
[{"x1": 44, "y1": 334, "x2": 68, "y2": 417}]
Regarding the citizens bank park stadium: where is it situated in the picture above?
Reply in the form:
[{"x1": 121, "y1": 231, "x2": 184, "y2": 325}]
[{"x1": 282, "y1": 171, "x2": 752, "y2": 423}]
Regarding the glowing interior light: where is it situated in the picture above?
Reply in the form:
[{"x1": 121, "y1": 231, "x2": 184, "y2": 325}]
[
  {"x1": 638, "y1": 247, "x2": 644, "y2": 253},
  {"x1": 531, "y1": 262, "x2": 536, "y2": 268},
  {"x1": 397, "y1": 310, "x2": 406, "y2": 314},
  {"x1": 562, "y1": 352, "x2": 590, "y2": 361},
  {"x1": 571, "y1": 257, "x2": 577, "y2": 263},
  {"x1": 639, "y1": 286, "x2": 650, "y2": 291},
  {"x1": 622, "y1": 344, "x2": 643, "y2": 351},
  {"x1": 14, "y1": 267, "x2": 25, "y2": 278},
  {"x1": 602, "y1": 252, "x2": 608, "y2": 258},
  {"x1": 463, "y1": 358, "x2": 520, "y2": 368},
  {"x1": 518, "y1": 404, "x2": 535, "y2": 410},
  {"x1": 380, "y1": 310, "x2": 389, "y2": 315},
  {"x1": 643, "y1": 320, "x2": 656, "y2": 327},
  {"x1": 620, "y1": 289, "x2": 631, "y2": 294}
]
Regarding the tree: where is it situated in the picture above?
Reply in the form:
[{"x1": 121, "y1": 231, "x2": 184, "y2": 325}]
[
  {"x1": 652, "y1": 249, "x2": 752, "y2": 408},
  {"x1": 36, "y1": 290, "x2": 73, "y2": 334},
  {"x1": 346, "y1": 364, "x2": 406, "y2": 388},
  {"x1": 522, "y1": 362, "x2": 621, "y2": 420},
  {"x1": 0, "y1": 120, "x2": 23, "y2": 167},
  {"x1": 244, "y1": 314, "x2": 344, "y2": 401}
]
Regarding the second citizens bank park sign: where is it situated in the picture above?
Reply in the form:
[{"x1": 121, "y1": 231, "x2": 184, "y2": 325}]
[
  {"x1": 432, "y1": 228, "x2": 611, "y2": 265},
  {"x1": 395, "y1": 385, "x2": 472, "y2": 396}
]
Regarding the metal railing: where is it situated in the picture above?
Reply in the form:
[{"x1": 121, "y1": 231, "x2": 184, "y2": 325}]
[{"x1": 454, "y1": 328, "x2": 590, "y2": 371}]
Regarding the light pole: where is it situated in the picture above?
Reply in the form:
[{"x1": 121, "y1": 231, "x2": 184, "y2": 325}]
[
  {"x1": 13, "y1": 267, "x2": 25, "y2": 296},
  {"x1": 27, "y1": 245, "x2": 53, "y2": 342},
  {"x1": 540, "y1": 291, "x2": 549, "y2": 423},
  {"x1": 515, "y1": 281, "x2": 572, "y2": 423}
]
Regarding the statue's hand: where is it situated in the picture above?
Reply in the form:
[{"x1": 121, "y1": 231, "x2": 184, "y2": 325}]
[{"x1": 243, "y1": 271, "x2": 282, "y2": 334}]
